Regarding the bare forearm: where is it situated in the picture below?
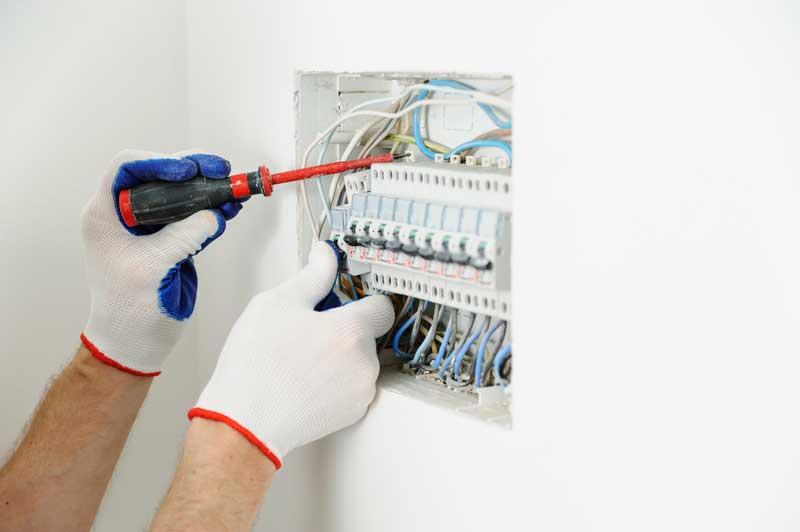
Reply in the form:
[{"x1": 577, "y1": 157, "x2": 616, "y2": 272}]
[
  {"x1": 0, "y1": 346, "x2": 151, "y2": 531},
  {"x1": 151, "y1": 418, "x2": 275, "y2": 532}
]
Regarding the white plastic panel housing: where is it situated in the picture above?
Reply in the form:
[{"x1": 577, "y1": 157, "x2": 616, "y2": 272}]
[
  {"x1": 295, "y1": 71, "x2": 513, "y2": 422},
  {"x1": 370, "y1": 160, "x2": 513, "y2": 211}
]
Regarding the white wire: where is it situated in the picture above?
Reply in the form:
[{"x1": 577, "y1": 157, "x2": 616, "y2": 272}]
[
  {"x1": 492, "y1": 83, "x2": 514, "y2": 96},
  {"x1": 299, "y1": 87, "x2": 512, "y2": 242},
  {"x1": 312, "y1": 120, "x2": 374, "y2": 239},
  {"x1": 302, "y1": 98, "x2": 506, "y2": 169},
  {"x1": 345, "y1": 83, "x2": 512, "y2": 116}
]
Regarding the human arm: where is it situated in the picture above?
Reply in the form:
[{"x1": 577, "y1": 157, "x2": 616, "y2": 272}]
[
  {"x1": 151, "y1": 242, "x2": 394, "y2": 531},
  {"x1": 0, "y1": 150, "x2": 241, "y2": 532},
  {"x1": 149, "y1": 418, "x2": 276, "y2": 532},
  {"x1": 0, "y1": 346, "x2": 151, "y2": 531}
]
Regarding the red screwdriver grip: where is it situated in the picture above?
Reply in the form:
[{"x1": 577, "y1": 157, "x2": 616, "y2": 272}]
[{"x1": 118, "y1": 189, "x2": 137, "y2": 227}]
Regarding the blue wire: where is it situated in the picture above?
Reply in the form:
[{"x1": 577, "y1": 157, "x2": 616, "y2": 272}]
[
  {"x1": 392, "y1": 300, "x2": 428, "y2": 360},
  {"x1": 346, "y1": 273, "x2": 359, "y2": 300},
  {"x1": 449, "y1": 139, "x2": 513, "y2": 164},
  {"x1": 426, "y1": 80, "x2": 511, "y2": 129},
  {"x1": 438, "y1": 349, "x2": 457, "y2": 379},
  {"x1": 432, "y1": 316, "x2": 454, "y2": 369},
  {"x1": 453, "y1": 317, "x2": 487, "y2": 379},
  {"x1": 493, "y1": 344, "x2": 512, "y2": 387},
  {"x1": 392, "y1": 313, "x2": 418, "y2": 360},
  {"x1": 437, "y1": 319, "x2": 463, "y2": 378},
  {"x1": 409, "y1": 307, "x2": 441, "y2": 366},
  {"x1": 474, "y1": 321, "x2": 504, "y2": 388},
  {"x1": 412, "y1": 80, "x2": 513, "y2": 162}
]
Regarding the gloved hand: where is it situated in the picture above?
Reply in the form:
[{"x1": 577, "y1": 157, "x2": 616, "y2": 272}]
[
  {"x1": 189, "y1": 242, "x2": 395, "y2": 469},
  {"x1": 80, "y1": 149, "x2": 242, "y2": 376}
]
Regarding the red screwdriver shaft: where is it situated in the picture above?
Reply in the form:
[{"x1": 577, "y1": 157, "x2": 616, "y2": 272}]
[{"x1": 271, "y1": 153, "x2": 399, "y2": 185}]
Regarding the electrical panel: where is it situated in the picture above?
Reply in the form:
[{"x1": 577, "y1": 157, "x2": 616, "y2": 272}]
[
  {"x1": 330, "y1": 160, "x2": 511, "y2": 320},
  {"x1": 295, "y1": 72, "x2": 513, "y2": 426}
]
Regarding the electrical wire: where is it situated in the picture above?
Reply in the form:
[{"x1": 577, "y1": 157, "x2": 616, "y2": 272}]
[
  {"x1": 407, "y1": 299, "x2": 428, "y2": 352},
  {"x1": 391, "y1": 300, "x2": 429, "y2": 359},
  {"x1": 302, "y1": 96, "x2": 511, "y2": 170},
  {"x1": 491, "y1": 83, "x2": 514, "y2": 96},
  {"x1": 345, "y1": 273, "x2": 359, "y2": 300},
  {"x1": 422, "y1": 80, "x2": 511, "y2": 129},
  {"x1": 392, "y1": 312, "x2": 418, "y2": 360},
  {"x1": 493, "y1": 344, "x2": 512, "y2": 387},
  {"x1": 481, "y1": 321, "x2": 507, "y2": 386},
  {"x1": 431, "y1": 313, "x2": 454, "y2": 369},
  {"x1": 438, "y1": 313, "x2": 475, "y2": 379},
  {"x1": 382, "y1": 134, "x2": 451, "y2": 154},
  {"x1": 473, "y1": 320, "x2": 505, "y2": 388},
  {"x1": 311, "y1": 97, "x2": 408, "y2": 236},
  {"x1": 312, "y1": 118, "x2": 378, "y2": 238},
  {"x1": 450, "y1": 139, "x2": 513, "y2": 162},
  {"x1": 410, "y1": 304, "x2": 442, "y2": 366},
  {"x1": 360, "y1": 94, "x2": 411, "y2": 157},
  {"x1": 299, "y1": 85, "x2": 511, "y2": 241},
  {"x1": 452, "y1": 317, "x2": 488, "y2": 380},
  {"x1": 380, "y1": 295, "x2": 412, "y2": 352},
  {"x1": 411, "y1": 80, "x2": 513, "y2": 163}
]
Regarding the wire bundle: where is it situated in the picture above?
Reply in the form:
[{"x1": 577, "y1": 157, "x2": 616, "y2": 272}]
[
  {"x1": 301, "y1": 80, "x2": 513, "y2": 239},
  {"x1": 316, "y1": 79, "x2": 513, "y2": 390}
]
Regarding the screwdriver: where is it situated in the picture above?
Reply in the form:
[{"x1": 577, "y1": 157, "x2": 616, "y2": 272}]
[{"x1": 118, "y1": 153, "x2": 408, "y2": 228}]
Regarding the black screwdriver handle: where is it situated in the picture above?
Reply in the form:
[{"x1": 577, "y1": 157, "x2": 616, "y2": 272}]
[{"x1": 119, "y1": 167, "x2": 270, "y2": 228}]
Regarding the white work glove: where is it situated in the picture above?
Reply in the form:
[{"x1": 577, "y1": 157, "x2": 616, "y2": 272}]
[
  {"x1": 81, "y1": 149, "x2": 242, "y2": 376},
  {"x1": 189, "y1": 242, "x2": 395, "y2": 469}
]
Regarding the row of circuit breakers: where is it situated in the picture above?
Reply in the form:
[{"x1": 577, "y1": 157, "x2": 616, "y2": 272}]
[{"x1": 330, "y1": 159, "x2": 512, "y2": 320}]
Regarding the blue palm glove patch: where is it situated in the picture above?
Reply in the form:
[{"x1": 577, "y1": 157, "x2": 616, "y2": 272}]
[{"x1": 110, "y1": 153, "x2": 239, "y2": 321}]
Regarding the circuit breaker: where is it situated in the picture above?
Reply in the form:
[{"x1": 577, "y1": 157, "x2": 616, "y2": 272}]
[{"x1": 295, "y1": 72, "x2": 513, "y2": 426}]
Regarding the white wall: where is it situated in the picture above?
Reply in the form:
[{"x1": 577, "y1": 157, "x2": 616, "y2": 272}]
[
  {"x1": 3, "y1": 1, "x2": 800, "y2": 531},
  {"x1": 0, "y1": 2, "x2": 197, "y2": 530},
  {"x1": 525, "y1": 3, "x2": 800, "y2": 531},
  {"x1": 186, "y1": 1, "x2": 800, "y2": 532}
]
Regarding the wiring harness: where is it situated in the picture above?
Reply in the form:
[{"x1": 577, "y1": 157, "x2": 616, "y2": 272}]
[{"x1": 313, "y1": 78, "x2": 513, "y2": 391}]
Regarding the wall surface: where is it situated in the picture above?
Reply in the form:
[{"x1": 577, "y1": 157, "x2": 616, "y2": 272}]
[
  {"x1": 3, "y1": 1, "x2": 800, "y2": 531},
  {"x1": 185, "y1": 1, "x2": 800, "y2": 532},
  {"x1": 0, "y1": 1, "x2": 196, "y2": 530}
]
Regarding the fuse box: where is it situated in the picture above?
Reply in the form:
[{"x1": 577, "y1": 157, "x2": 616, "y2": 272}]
[{"x1": 295, "y1": 71, "x2": 513, "y2": 426}]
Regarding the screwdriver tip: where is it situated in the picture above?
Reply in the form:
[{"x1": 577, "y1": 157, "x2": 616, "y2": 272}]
[{"x1": 392, "y1": 153, "x2": 412, "y2": 160}]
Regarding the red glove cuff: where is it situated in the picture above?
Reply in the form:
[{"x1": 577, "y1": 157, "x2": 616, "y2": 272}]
[
  {"x1": 187, "y1": 407, "x2": 282, "y2": 470},
  {"x1": 79, "y1": 333, "x2": 161, "y2": 377}
]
